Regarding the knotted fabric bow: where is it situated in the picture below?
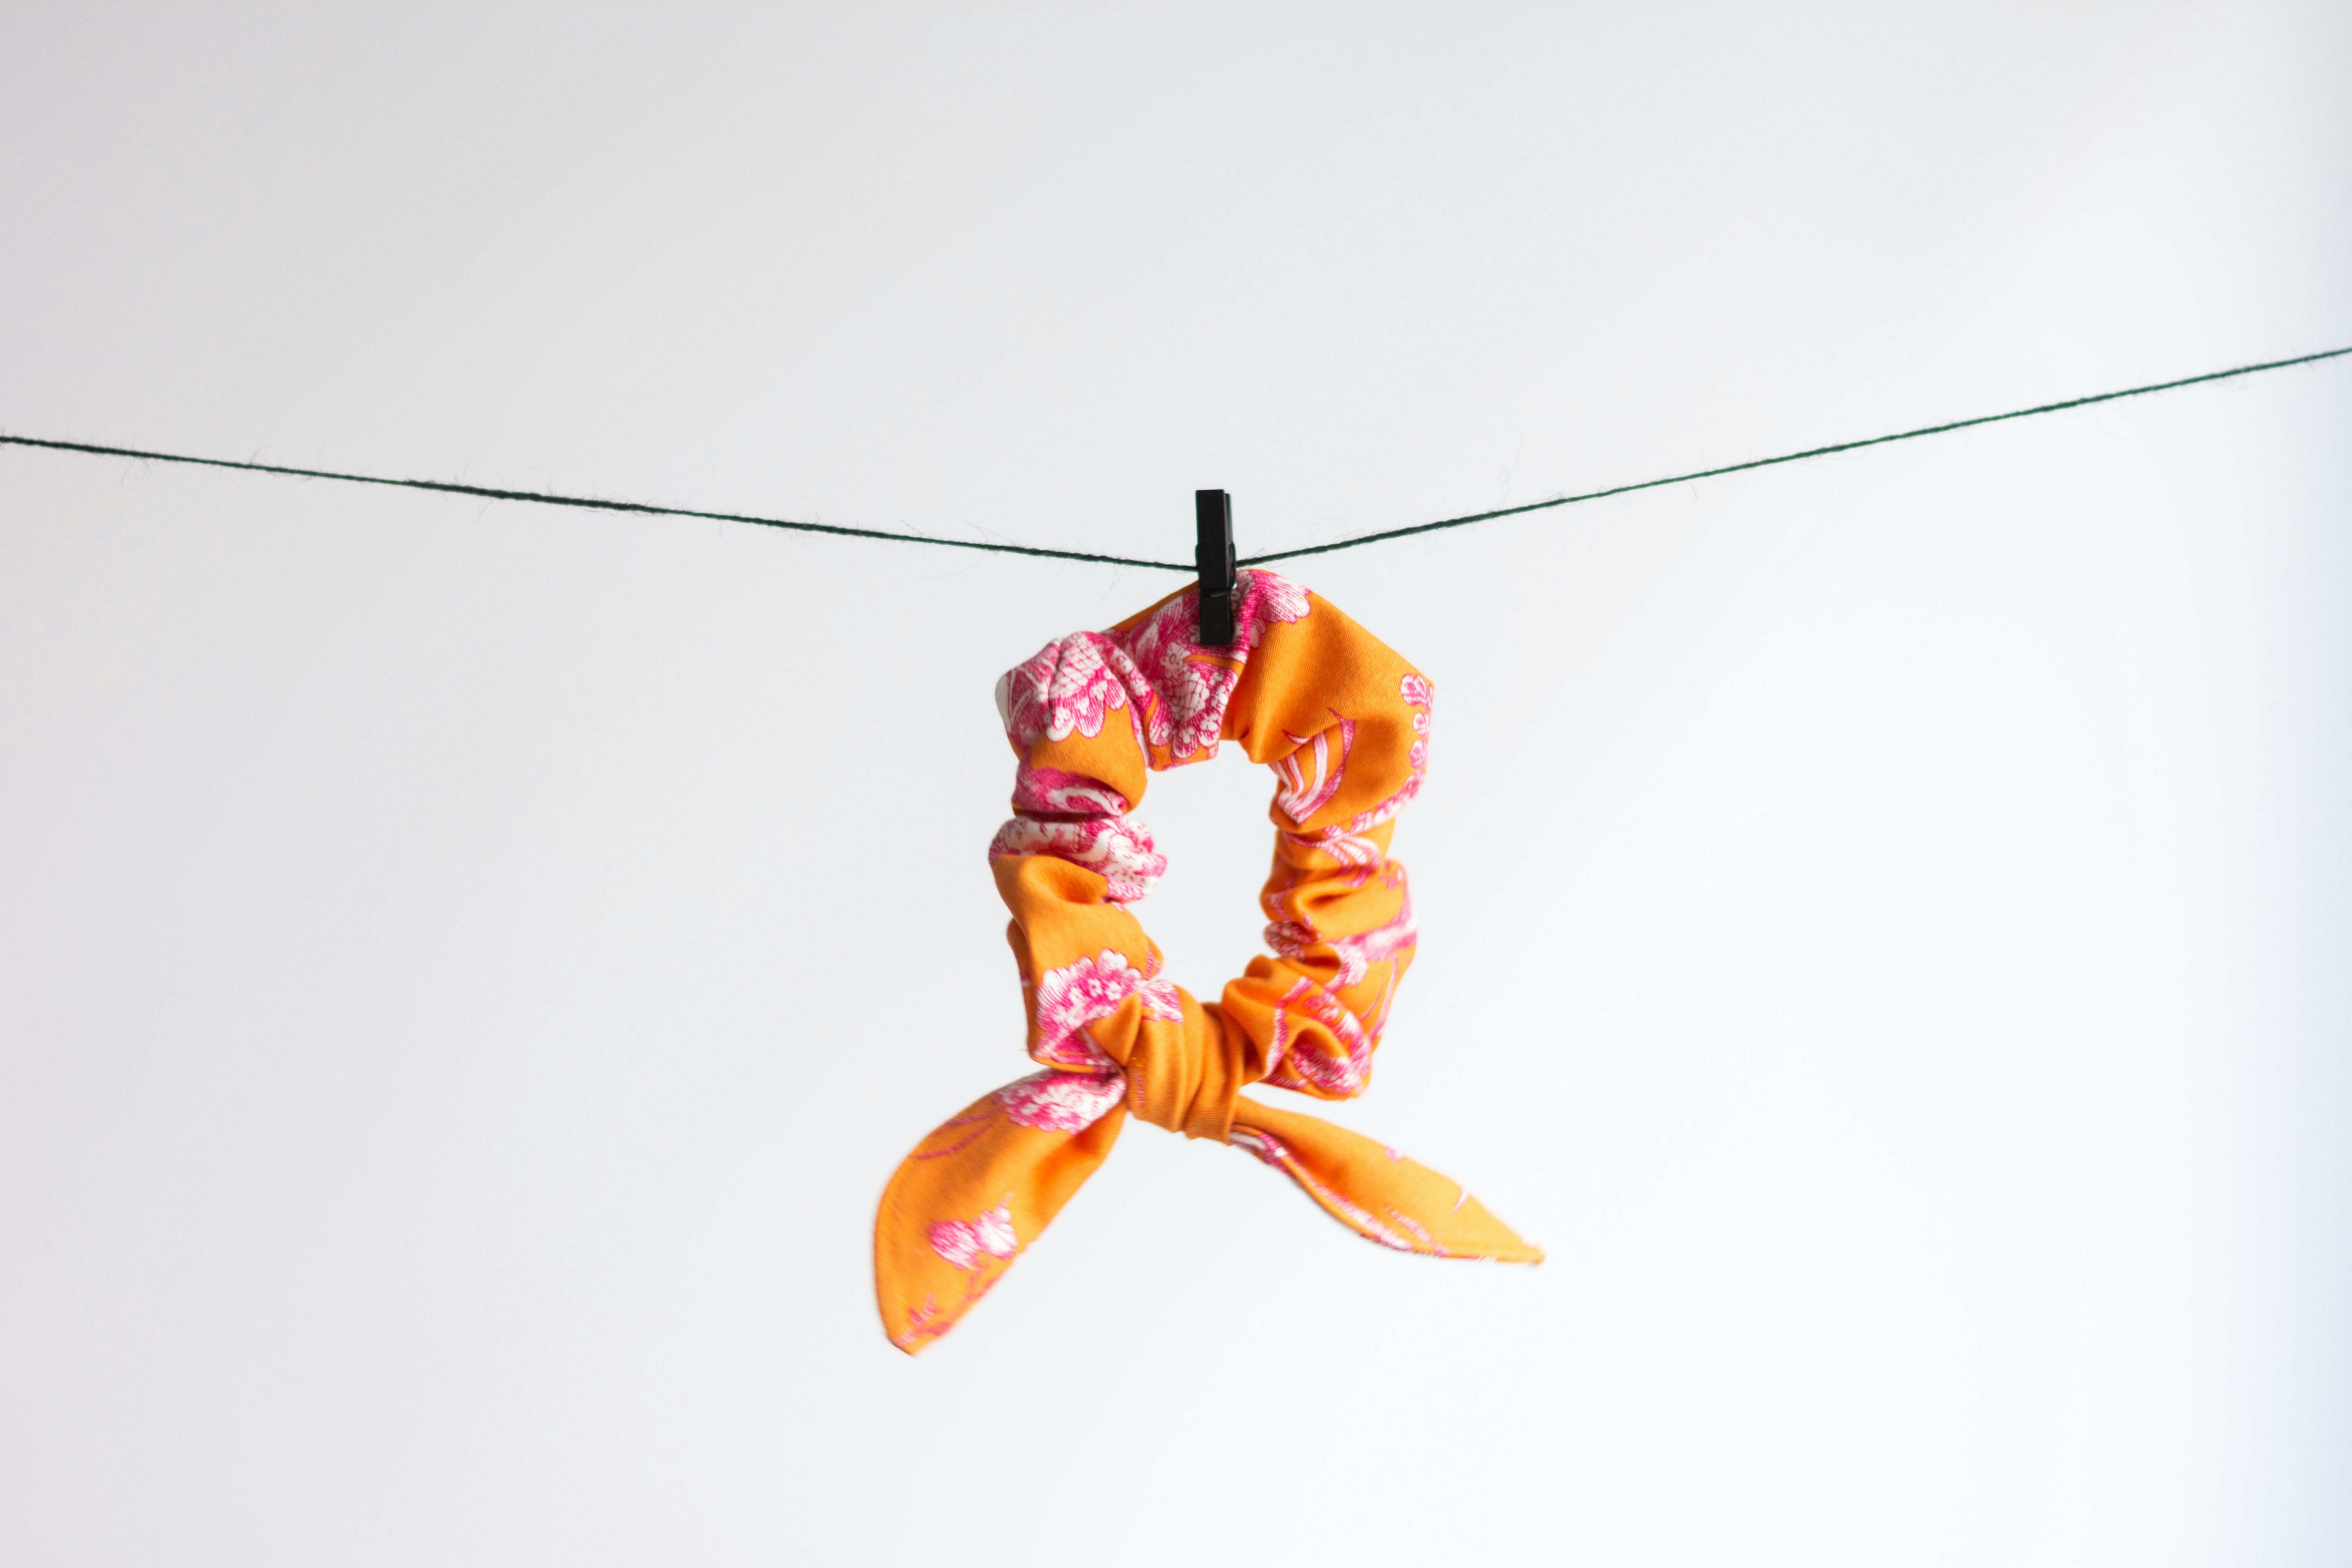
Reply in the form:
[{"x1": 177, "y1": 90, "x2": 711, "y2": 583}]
[{"x1": 874, "y1": 570, "x2": 1540, "y2": 1352}]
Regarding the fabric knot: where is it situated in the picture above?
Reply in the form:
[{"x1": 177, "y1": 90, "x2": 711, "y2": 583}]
[{"x1": 1117, "y1": 1002, "x2": 1250, "y2": 1145}]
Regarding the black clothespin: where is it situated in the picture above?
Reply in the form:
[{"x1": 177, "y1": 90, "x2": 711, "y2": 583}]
[{"x1": 1195, "y1": 488, "x2": 1236, "y2": 646}]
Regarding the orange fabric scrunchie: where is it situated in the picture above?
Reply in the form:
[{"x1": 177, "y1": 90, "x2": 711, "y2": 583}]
[{"x1": 873, "y1": 570, "x2": 1540, "y2": 1352}]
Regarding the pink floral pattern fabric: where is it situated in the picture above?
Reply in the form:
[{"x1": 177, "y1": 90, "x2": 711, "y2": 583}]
[
  {"x1": 996, "y1": 1069, "x2": 1127, "y2": 1132},
  {"x1": 1029, "y1": 949, "x2": 1183, "y2": 1074},
  {"x1": 985, "y1": 815, "x2": 1166, "y2": 904},
  {"x1": 993, "y1": 568, "x2": 1312, "y2": 760},
  {"x1": 928, "y1": 1201, "x2": 1020, "y2": 1270}
]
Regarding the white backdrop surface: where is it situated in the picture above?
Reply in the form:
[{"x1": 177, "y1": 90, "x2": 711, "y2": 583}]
[{"x1": 2, "y1": 3, "x2": 2347, "y2": 1564}]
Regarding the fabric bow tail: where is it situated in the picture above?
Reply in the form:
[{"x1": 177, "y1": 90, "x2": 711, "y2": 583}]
[
  {"x1": 873, "y1": 995, "x2": 1541, "y2": 1355},
  {"x1": 1225, "y1": 1096, "x2": 1544, "y2": 1262},
  {"x1": 873, "y1": 1075, "x2": 1131, "y2": 1355}
]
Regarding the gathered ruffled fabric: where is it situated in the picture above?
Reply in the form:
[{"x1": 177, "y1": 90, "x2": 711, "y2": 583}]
[{"x1": 873, "y1": 570, "x2": 1540, "y2": 1352}]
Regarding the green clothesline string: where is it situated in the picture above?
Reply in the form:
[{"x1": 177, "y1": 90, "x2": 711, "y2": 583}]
[
  {"x1": 1242, "y1": 345, "x2": 2352, "y2": 566},
  {"x1": 5, "y1": 344, "x2": 2345, "y2": 572}
]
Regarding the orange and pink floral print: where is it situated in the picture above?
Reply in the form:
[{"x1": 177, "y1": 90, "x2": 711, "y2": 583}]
[{"x1": 873, "y1": 571, "x2": 1540, "y2": 1353}]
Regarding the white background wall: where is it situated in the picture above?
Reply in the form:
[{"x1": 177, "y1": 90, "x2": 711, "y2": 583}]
[{"x1": 2, "y1": 3, "x2": 2346, "y2": 1564}]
